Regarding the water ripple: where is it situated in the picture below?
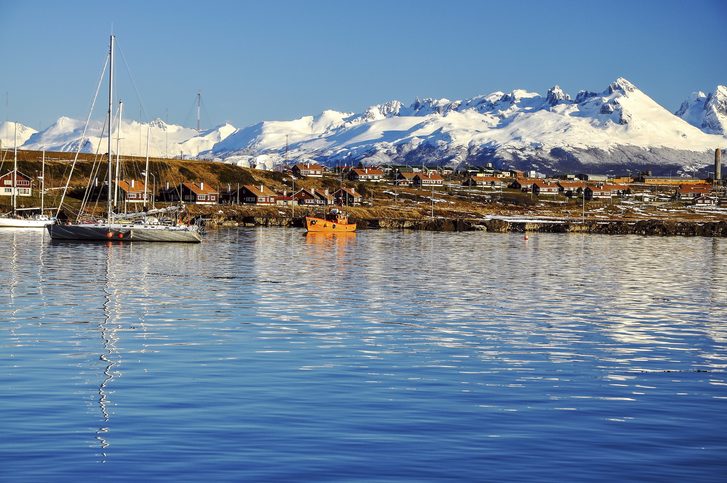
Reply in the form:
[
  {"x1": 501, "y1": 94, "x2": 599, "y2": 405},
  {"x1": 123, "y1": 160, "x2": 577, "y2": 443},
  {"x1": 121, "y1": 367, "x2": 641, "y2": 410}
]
[{"x1": 0, "y1": 228, "x2": 726, "y2": 480}]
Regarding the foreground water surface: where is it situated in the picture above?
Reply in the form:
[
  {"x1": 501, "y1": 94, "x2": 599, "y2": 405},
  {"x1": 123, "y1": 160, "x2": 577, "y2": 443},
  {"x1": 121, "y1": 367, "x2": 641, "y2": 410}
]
[{"x1": 1, "y1": 228, "x2": 726, "y2": 481}]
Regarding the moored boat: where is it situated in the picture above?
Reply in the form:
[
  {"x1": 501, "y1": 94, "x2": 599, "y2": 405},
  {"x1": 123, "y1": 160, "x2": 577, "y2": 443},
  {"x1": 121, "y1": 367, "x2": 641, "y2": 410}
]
[
  {"x1": 0, "y1": 214, "x2": 55, "y2": 228},
  {"x1": 305, "y1": 209, "x2": 356, "y2": 233},
  {"x1": 48, "y1": 221, "x2": 201, "y2": 242},
  {"x1": 47, "y1": 34, "x2": 201, "y2": 243}
]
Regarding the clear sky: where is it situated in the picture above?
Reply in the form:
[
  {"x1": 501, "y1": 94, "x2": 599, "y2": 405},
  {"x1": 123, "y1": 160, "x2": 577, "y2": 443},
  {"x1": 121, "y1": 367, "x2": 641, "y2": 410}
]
[{"x1": 1, "y1": 0, "x2": 725, "y2": 131}]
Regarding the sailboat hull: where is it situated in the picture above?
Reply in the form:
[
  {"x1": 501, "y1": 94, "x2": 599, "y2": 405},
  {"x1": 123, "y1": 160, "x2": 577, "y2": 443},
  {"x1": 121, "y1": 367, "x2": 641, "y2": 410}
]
[
  {"x1": 47, "y1": 223, "x2": 202, "y2": 243},
  {"x1": 0, "y1": 217, "x2": 55, "y2": 228}
]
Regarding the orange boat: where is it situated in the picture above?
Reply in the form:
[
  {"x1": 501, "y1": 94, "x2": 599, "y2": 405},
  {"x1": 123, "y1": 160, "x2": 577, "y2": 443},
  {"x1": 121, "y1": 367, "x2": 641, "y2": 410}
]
[{"x1": 305, "y1": 209, "x2": 356, "y2": 233}]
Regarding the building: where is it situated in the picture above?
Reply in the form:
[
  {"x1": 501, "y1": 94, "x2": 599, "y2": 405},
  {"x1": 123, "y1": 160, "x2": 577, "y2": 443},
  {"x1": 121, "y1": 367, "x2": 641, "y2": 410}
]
[
  {"x1": 532, "y1": 181, "x2": 559, "y2": 196},
  {"x1": 463, "y1": 175, "x2": 505, "y2": 189},
  {"x1": 160, "y1": 181, "x2": 219, "y2": 204},
  {"x1": 116, "y1": 179, "x2": 147, "y2": 203},
  {"x1": 577, "y1": 173, "x2": 609, "y2": 182},
  {"x1": 413, "y1": 172, "x2": 444, "y2": 187},
  {"x1": 0, "y1": 170, "x2": 32, "y2": 197},
  {"x1": 584, "y1": 185, "x2": 613, "y2": 200},
  {"x1": 395, "y1": 172, "x2": 418, "y2": 186},
  {"x1": 674, "y1": 184, "x2": 712, "y2": 201},
  {"x1": 694, "y1": 194, "x2": 719, "y2": 206},
  {"x1": 508, "y1": 169, "x2": 524, "y2": 179},
  {"x1": 639, "y1": 176, "x2": 704, "y2": 186},
  {"x1": 333, "y1": 187, "x2": 362, "y2": 206},
  {"x1": 292, "y1": 162, "x2": 324, "y2": 178},
  {"x1": 511, "y1": 178, "x2": 540, "y2": 192},
  {"x1": 239, "y1": 184, "x2": 277, "y2": 205},
  {"x1": 294, "y1": 187, "x2": 333, "y2": 206},
  {"x1": 557, "y1": 180, "x2": 585, "y2": 198},
  {"x1": 348, "y1": 167, "x2": 384, "y2": 182}
]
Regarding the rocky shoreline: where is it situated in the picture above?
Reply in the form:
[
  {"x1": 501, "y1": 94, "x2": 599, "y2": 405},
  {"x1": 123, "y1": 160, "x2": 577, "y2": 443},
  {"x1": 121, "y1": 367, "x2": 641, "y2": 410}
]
[{"x1": 199, "y1": 208, "x2": 727, "y2": 237}]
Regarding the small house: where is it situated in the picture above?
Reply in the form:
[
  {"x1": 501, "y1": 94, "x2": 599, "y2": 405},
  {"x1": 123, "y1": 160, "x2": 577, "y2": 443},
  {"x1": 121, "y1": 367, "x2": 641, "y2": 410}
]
[
  {"x1": 413, "y1": 172, "x2": 444, "y2": 187},
  {"x1": 511, "y1": 178, "x2": 539, "y2": 192},
  {"x1": 584, "y1": 186, "x2": 613, "y2": 200},
  {"x1": 674, "y1": 184, "x2": 712, "y2": 201},
  {"x1": 532, "y1": 181, "x2": 559, "y2": 196},
  {"x1": 239, "y1": 184, "x2": 277, "y2": 205},
  {"x1": 169, "y1": 181, "x2": 219, "y2": 205},
  {"x1": 348, "y1": 167, "x2": 384, "y2": 182},
  {"x1": 557, "y1": 180, "x2": 585, "y2": 198},
  {"x1": 294, "y1": 187, "x2": 332, "y2": 206},
  {"x1": 292, "y1": 162, "x2": 324, "y2": 178},
  {"x1": 116, "y1": 179, "x2": 147, "y2": 203},
  {"x1": 694, "y1": 194, "x2": 718, "y2": 206},
  {"x1": 395, "y1": 172, "x2": 418, "y2": 186},
  {"x1": 0, "y1": 170, "x2": 32, "y2": 197},
  {"x1": 333, "y1": 187, "x2": 362, "y2": 206},
  {"x1": 463, "y1": 175, "x2": 505, "y2": 189}
]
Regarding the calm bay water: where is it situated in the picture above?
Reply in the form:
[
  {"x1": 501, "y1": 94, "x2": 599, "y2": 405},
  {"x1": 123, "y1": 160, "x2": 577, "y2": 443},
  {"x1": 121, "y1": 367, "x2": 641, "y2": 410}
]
[{"x1": 1, "y1": 228, "x2": 726, "y2": 481}]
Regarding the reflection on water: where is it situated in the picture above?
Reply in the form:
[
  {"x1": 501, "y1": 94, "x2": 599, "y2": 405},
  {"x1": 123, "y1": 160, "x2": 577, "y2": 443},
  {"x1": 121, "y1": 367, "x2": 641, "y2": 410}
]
[{"x1": 0, "y1": 228, "x2": 726, "y2": 480}]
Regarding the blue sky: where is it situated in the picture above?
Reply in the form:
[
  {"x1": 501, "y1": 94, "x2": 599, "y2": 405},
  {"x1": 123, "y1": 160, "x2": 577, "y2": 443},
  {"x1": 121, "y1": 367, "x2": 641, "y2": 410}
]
[{"x1": 1, "y1": 0, "x2": 725, "y2": 130}]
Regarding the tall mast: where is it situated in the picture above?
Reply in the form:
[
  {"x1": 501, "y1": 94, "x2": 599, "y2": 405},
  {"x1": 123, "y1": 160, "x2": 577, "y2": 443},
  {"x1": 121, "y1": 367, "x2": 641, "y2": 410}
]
[
  {"x1": 41, "y1": 149, "x2": 45, "y2": 213},
  {"x1": 196, "y1": 91, "x2": 201, "y2": 132},
  {"x1": 143, "y1": 125, "x2": 150, "y2": 209},
  {"x1": 12, "y1": 122, "x2": 17, "y2": 215},
  {"x1": 107, "y1": 34, "x2": 115, "y2": 222},
  {"x1": 114, "y1": 100, "x2": 123, "y2": 212}
]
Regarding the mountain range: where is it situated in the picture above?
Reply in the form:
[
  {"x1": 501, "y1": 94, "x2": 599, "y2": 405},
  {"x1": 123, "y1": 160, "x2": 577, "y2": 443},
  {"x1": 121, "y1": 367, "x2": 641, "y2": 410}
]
[{"x1": 2, "y1": 78, "x2": 725, "y2": 176}]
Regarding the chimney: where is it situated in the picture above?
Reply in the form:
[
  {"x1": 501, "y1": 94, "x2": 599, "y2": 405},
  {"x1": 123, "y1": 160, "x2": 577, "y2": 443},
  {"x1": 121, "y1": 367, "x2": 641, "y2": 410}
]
[
  {"x1": 200, "y1": 181, "x2": 204, "y2": 190},
  {"x1": 131, "y1": 179, "x2": 135, "y2": 188},
  {"x1": 325, "y1": 188, "x2": 329, "y2": 195},
  {"x1": 716, "y1": 148, "x2": 722, "y2": 182},
  {"x1": 166, "y1": 181, "x2": 170, "y2": 190},
  {"x1": 311, "y1": 188, "x2": 315, "y2": 194},
  {"x1": 260, "y1": 184, "x2": 264, "y2": 192}
]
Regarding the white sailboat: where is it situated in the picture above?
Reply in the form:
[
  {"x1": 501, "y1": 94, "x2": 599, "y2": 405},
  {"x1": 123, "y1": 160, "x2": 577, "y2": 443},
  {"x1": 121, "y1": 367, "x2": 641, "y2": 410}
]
[
  {"x1": 0, "y1": 124, "x2": 55, "y2": 228},
  {"x1": 47, "y1": 35, "x2": 201, "y2": 243}
]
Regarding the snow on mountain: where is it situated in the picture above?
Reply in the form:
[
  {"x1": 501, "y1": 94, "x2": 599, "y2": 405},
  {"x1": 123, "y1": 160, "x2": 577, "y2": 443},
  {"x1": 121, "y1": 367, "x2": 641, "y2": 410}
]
[
  {"x1": 209, "y1": 110, "x2": 352, "y2": 167},
  {"x1": 676, "y1": 85, "x2": 727, "y2": 135},
  {"x1": 208, "y1": 77, "x2": 724, "y2": 175},
  {"x1": 180, "y1": 123, "x2": 236, "y2": 157},
  {"x1": 0, "y1": 121, "x2": 37, "y2": 149},
  {"x1": 20, "y1": 117, "x2": 235, "y2": 158},
  {"x1": 9, "y1": 78, "x2": 726, "y2": 175}
]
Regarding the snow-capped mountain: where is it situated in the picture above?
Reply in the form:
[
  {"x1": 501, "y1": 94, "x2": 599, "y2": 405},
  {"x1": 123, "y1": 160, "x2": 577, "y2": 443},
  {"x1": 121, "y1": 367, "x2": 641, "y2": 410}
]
[
  {"x1": 0, "y1": 121, "x2": 37, "y2": 149},
  {"x1": 676, "y1": 85, "x2": 727, "y2": 135},
  {"x1": 20, "y1": 117, "x2": 235, "y2": 159},
  {"x1": 8, "y1": 78, "x2": 727, "y2": 175},
  {"x1": 207, "y1": 77, "x2": 726, "y2": 175}
]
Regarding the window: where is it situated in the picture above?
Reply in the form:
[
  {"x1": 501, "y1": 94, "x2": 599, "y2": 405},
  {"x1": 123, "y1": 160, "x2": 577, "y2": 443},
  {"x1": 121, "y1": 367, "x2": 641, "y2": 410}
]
[{"x1": 3, "y1": 187, "x2": 11, "y2": 193}]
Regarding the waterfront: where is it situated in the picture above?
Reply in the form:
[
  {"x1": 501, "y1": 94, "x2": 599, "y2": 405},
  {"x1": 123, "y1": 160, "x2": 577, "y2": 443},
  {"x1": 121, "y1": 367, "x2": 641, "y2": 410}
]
[{"x1": 1, "y1": 228, "x2": 726, "y2": 481}]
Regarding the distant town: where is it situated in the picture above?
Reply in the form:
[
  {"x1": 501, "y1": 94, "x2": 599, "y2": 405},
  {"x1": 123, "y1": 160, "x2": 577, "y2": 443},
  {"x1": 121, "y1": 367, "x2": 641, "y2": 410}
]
[{"x1": 2, "y1": 147, "x2": 726, "y2": 235}]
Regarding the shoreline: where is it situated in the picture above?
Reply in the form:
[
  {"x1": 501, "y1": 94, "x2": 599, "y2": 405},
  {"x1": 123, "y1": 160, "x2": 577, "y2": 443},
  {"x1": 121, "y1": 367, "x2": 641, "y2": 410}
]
[{"x1": 197, "y1": 207, "x2": 727, "y2": 237}]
